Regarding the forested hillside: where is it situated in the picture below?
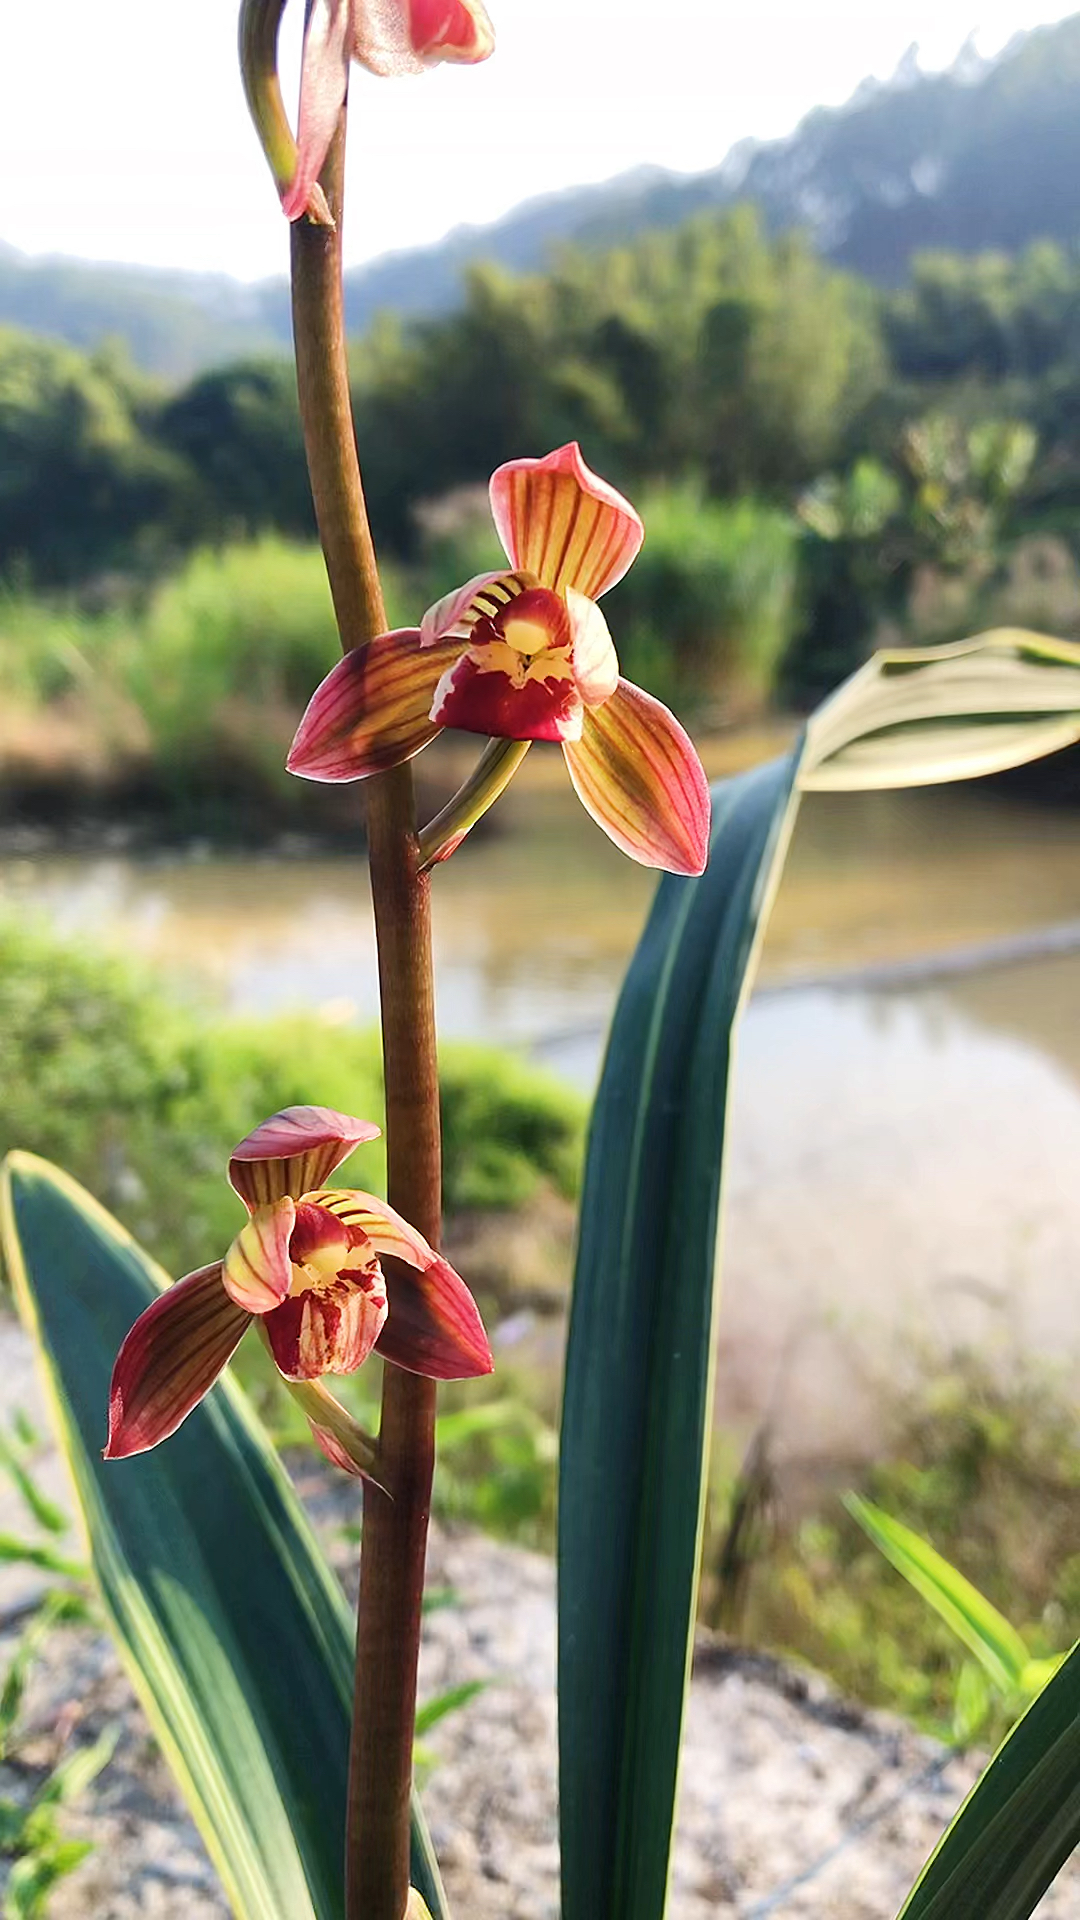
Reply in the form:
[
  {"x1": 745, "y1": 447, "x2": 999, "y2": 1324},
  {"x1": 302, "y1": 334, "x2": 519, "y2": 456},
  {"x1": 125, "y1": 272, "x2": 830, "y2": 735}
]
[{"x1": 6, "y1": 204, "x2": 1080, "y2": 723}]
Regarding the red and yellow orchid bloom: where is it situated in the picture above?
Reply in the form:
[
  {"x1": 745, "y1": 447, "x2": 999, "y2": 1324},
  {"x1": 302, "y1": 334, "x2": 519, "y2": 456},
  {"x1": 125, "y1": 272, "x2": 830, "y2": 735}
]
[
  {"x1": 288, "y1": 444, "x2": 711, "y2": 875},
  {"x1": 105, "y1": 1105, "x2": 491, "y2": 1472},
  {"x1": 283, "y1": 0, "x2": 495, "y2": 222}
]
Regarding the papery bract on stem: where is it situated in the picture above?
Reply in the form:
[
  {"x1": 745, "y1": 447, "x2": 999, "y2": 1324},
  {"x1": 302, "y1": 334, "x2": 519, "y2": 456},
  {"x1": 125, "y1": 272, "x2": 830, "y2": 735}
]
[
  {"x1": 105, "y1": 1106, "x2": 492, "y2": 1466},
  {"x1": 289, "y1": 444, "x2": 712, "y2": 875}
]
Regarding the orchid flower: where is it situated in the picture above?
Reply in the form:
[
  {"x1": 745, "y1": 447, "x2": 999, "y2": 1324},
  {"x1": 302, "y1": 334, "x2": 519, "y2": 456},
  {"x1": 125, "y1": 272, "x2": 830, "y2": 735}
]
[
  {"x1": 105, "y1": 1106, "x2": 491, "y2": 1473},
  {"x1": 288, "y1": 444, "x2": 712, "y2": 875},
  {"x1": 283, "y1": 0, "x2": 495, "y2": 221}
]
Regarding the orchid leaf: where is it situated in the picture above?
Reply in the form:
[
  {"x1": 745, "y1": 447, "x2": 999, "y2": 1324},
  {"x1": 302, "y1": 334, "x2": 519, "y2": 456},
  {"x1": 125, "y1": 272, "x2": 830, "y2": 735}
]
[
  {"x1": 898, "y1": 1639, "x2": 1080, "y2": 1920},
  {"x1": 558, "y1": 750, "x2": 802, "y2": 1920},
  {"x1": 803, "y1": 627, "x2": 1080, "y2": 789},
  {"x1": 559, "y1": 627, "x2": 1080, "y2": 1920},
  {"x1": 0, "y1": 1153, "x2": 447, "y2": 1920}
]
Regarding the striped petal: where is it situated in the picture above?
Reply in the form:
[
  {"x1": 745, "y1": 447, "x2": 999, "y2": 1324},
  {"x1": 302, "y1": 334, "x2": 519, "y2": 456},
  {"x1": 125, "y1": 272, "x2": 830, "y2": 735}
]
[
  {"x1": 264, "y1": 1278, "x2": 388, "y2": 1382},
  {"x1": 287, "y1": 628, "x2": 461, "y2": 781},
  {"x1": 228, "y1": 1106, "x2": 381, "y2": 1209},
  {"x1": 303, "y1": 1187, "x2": 494, "y2": 1379},
  {"x1": 105, "y1": 1264, "x2": 250, "y2": 1460},
  {"x1": 352, "y1": 0, "x2": 495, "y2": 75},
  {"x1": 283, "y1": 0, "x2": 349, "y2": 222},
  {"x1": 490, "y1": 443, "x2": 644, "y2": 599},
  {"x1": 222, "y1": 1200, "x2": 295, "y2": 1313},
  {"x1": 419, "y1": 569, "x2": 534, "y2": 646},
  {"x1": 562, "y1": 679, "x2": 711, "y2": 875}
]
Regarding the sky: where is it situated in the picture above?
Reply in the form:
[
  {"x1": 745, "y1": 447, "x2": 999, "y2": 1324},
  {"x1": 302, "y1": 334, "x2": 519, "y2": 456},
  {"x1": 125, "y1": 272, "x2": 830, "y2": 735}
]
[{"x1": 1, "y1": 0, "x2": 1078, "y2": 283}]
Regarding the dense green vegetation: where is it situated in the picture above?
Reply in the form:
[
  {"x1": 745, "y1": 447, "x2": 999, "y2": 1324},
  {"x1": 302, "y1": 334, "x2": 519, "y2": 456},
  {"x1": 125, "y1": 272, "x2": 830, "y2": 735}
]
[
  {"x1": 8, "y1": 203, "x2": 1080, "y2": 774},
  {"x1": 0, "y1": 916, "x2": 586, "y2": 1284}
]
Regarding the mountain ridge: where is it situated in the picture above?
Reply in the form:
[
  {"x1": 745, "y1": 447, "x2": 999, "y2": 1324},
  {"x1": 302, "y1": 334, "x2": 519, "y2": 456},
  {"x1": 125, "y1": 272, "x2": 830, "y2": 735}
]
[{"x1": 5, "y1": 14, "x2": 1080, "y2": 377}]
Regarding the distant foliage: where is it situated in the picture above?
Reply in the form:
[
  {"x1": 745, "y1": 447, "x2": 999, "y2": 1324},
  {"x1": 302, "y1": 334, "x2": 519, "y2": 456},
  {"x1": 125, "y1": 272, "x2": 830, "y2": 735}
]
[
  {"x1": 607, "y1": 487, "x2": 800, "y2": 711},
  {"x1": 10, "y1": 198, "x2": 1080, "y2": 708},
  {"x1": 157, "y1": 360, "x2": 314, "y2": 543},
  {"x1": 0, "y1": 330, "x2": 183, "y2": 584}
]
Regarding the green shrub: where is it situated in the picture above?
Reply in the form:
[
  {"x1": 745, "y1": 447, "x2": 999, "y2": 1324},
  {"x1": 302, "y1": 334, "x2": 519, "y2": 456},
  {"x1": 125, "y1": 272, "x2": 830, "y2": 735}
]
[
  {"x1": 132, "y1": 538, "x2": 341, "y2": 739},
  {"x1": 439, "y1": 1044, "x2": 586, "y2": 1211},
  {"x1": 0, "y1": 918, "x2": 585, "y2": 1283},
  {"x1": 604, "y1": 485, "x2": 800, "y2": 712}
]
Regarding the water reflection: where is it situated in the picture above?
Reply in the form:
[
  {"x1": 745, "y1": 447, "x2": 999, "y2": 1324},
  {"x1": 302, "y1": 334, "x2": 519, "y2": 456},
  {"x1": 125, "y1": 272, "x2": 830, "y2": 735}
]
[{"x1": 719, "y1": 979, "x2": 1080, "y2": 1461}]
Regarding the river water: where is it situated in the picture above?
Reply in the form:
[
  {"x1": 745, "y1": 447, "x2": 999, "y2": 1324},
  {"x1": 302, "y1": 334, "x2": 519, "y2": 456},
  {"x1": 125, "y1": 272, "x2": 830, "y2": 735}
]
[{"x1": 5, "y1": 758, "x2": 1080, "y2": 1465}]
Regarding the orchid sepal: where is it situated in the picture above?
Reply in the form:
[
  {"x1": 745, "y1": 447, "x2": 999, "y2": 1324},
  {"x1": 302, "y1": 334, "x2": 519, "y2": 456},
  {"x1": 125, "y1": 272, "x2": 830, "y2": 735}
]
[
  {"x1": 562, "y1": 679, "x2": 711, "y2": 876},
  {"x1": 105, "y1": 1263, "x2": 251, "y2": 1460},
  {"x1": 287, "y1": 630, "x2": 459, "y2": 782}
]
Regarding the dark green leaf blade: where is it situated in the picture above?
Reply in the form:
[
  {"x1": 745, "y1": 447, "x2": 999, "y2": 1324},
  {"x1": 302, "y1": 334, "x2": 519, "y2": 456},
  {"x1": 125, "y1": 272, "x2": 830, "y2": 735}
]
[
  {"x1": 0, "y1": 1153, "x2": 447, "y2": 1920},
  {"x1": 558, "y1": 753, "x2": 801, "y2": 1920},
  {"x1": 898, "y1": 1640, "x2": 1080, "y2": 1920}
]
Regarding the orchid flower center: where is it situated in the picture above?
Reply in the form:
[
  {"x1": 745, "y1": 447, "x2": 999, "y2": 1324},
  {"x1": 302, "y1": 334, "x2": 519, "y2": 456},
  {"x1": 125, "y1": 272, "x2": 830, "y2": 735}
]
[
  {"x1": 463, "y1": 585, "x2": 573, "y2": 691},
  {"x1": 500, "y1": 614, "x2": 558, "y2": 659},
  {"x1": 289, "y1": 1201, "x2": 383, "y2": 1301}
]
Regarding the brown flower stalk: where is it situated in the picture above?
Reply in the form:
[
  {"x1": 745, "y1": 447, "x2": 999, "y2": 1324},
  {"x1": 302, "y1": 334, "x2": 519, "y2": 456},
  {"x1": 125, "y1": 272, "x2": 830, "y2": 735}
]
[{"x1": 289, "y1": 119, "x2": 443, "y2": 1920}]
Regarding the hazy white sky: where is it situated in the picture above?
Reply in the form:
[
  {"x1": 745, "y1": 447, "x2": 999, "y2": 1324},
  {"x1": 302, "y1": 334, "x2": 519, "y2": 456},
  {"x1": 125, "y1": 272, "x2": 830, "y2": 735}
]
[{"x1": 1, "y1": 0, "x2": 1076, "y2": 282}]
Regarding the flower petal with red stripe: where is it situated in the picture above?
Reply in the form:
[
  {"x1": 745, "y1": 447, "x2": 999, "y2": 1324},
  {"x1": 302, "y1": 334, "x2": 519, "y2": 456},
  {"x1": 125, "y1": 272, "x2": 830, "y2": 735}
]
[
  {"x1": 228, "y1": 1106, "x2": 381, "y2": 1210},
  {"x1": 105, "y1": 1264, "x2": 250, "y2": 1460},
  {"x1": 287, "y1": 629, "x2": 461, "y2": 782},
  {"x1": 304, "y1": 1187, "x2": 493, "y2": 1379},
  {"x1": 490, "y1": 443, "x2": 644, "y2": 599},
  {"x1": 562, "y1": 679, "x2": 711, "y2": 875},
  {"x1": 222, "y1": 1200, "x2": 295, "y2": 1312}
]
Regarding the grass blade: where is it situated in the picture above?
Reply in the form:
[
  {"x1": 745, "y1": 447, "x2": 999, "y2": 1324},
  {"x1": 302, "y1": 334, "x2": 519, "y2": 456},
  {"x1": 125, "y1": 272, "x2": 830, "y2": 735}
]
[{"x1": 845, "y1": 1495, "x2": 1030, "y2": 1695}]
